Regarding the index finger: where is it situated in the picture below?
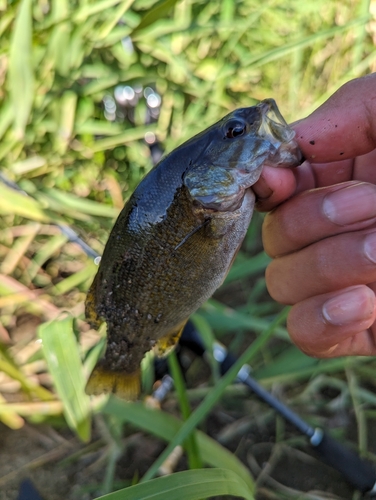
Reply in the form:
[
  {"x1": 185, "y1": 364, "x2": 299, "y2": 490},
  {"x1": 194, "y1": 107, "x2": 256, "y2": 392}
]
[
  {"x1": 254, "y1": 74, "x2": 376, "y2": 211},
  {"x1": 294, "y1": 73, "x2": 376, "y2": 163}
]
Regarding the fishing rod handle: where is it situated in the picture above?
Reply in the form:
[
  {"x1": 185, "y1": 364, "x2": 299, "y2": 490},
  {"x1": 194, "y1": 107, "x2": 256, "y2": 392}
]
[{"x1": 311, "y1": 429, "x2": 376, "y2": 494}]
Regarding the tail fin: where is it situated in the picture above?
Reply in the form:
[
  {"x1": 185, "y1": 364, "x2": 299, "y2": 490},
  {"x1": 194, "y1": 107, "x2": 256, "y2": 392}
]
[{"x1": 86, "y1": 365, "x2": 140, "y2": 401}]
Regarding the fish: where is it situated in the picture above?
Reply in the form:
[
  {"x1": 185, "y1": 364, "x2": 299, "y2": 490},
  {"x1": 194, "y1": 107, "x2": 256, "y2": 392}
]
[{"x1": 85, "y1": 99, "x2": 302, "y2": 399}]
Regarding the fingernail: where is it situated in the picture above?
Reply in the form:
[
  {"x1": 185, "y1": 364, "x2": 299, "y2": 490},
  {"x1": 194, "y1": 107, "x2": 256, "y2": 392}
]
[
  {"x1": 322, "y1": 286, "x2": 374, "y2": 326},
  {"x1": 323, "y1": 183, "x2": 376, "y2": 226},
  {"x1": 364, "y1": 232, "x2": 376, "y2": 264}
]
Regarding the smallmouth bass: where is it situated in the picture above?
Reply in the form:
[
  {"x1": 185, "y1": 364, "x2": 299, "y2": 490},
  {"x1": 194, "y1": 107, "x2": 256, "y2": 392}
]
[{"x1": 85, "y1": 99, "x2": 302, "y2": 399}]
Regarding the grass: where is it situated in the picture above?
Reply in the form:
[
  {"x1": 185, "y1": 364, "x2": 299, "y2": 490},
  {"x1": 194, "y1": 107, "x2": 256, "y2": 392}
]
[{"x1": 1, "y1": 0, "x2": 376, "y2": 498}]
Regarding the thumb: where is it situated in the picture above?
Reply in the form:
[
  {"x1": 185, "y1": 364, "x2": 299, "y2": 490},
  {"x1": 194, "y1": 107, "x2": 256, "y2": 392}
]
[{"x1": 253, "y1": 165, "x2": 299, "y2": 211}]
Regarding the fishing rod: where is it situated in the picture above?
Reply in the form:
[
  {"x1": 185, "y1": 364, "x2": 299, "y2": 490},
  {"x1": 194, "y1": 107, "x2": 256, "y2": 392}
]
[
  {"x1": 153, "y1": 321, "x2": 376, "y2": 496},
  {"x1": 0, "y1": 172, "x2": 100, "y2": 261},
  {"x1": 4, "y1": 87, "x2": 376, "y2": 495}
]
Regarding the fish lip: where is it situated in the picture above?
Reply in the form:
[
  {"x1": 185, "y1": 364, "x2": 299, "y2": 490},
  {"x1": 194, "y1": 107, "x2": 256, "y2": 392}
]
[
  {"x1": 256, "y1": 99, "x2": 303, "y2": 168},
  {"x1": 258, "y1": 99, "x2": 288, "y2": 126},
  {"x1": 257, "y1": 99, "x2": 295, "y2": 144}
]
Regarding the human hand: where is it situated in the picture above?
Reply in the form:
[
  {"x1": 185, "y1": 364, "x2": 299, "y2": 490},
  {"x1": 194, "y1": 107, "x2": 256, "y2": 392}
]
[{"x1": 254, "y1": 73, "x2": 376, "y2": 357}]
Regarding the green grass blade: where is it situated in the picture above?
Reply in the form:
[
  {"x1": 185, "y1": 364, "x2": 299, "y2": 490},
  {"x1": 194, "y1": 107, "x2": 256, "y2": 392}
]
[
  {"x1": 27, "y1": 233, "x2": 69, "y2": 281},
  {"x1": 38, "y1": 315, "x2": 91, "y2": 442},
  {"x1": 102, "y1": 399, "x2": 254, "y2": 492},
  {"x1": 352, "y1": 0, "x2": 371, "y2": 70},
  {"x1": 0, "y1": 183, "x2": 50, "y2": 222},
  {"x1": 191, "y1": 315, "x2": 220, "y2": 383},
  {"x1": 95, "y1": 468, "x2": 254, "y2": 500},
  {"x1": 168, "y1": 352, "x2": 202, "y2": 470},
  {"x1": 254, "y1": 346, "x2": 319, "y2": 382},
  {"x1": 131, "y1": 0, "x2": 180, "y2": 36},
  {"x1": 243, "y1": 17, "x2": 370, "y2": 69},
  {"x1": 90, "y1": 125, "x2": 157, "y2": 152},
  {"x1": 47, "y1": 0, "x2": 71, "y2": 77},
  {"x1": 56, "y1": 91, "x2": 77, "y2": 153},
  {"x1": 11, "y1": 155, "x2": 47, "y2": 175},
  {"x1": 1, "y1": 223, "x2": 40, "y2": 275},
  {"x1": 97, "y1": 0, "x2": 135, "y2": 40},
  {"x1": 224, "y1": 251, "x2": 271, "y2": 284},
  {"x1": 288, "y1": 48, "x2": 303, "y2": 118},
  {"x1": 0, "y1": 8, "x2": 13, "y2": 37},
  {"x1": 39, "y1": 188, "x2": 119, "y2": 218},
  {"x1": 8, "y1": 0, "x2": 34, "y2": 138},
  {"x1": 52, "y1": 260, "x2": 98, "y2": 295},
  {"x1": 0, "y1": 394, "x2": 24, "y2": 430},
  {"x1": 74, "y1": 0, "x2": 124, "y2": 22},
  {"x1": 254, "y1": 346, "x2": 374, "y2": 385},
  {"x1": 0, "y1": 102, "x2": 14, "y2": 140},
  {"x1": 75, "y1": 120, "x2": 124, "y2": 136},
  {"x1": 201, "y1": 299, "x2": 288, "y2": 339},
  {"x1": 347, "y1": 368, "x2": 367, "y2": 455},
  {"x1": 141, "y1": 309, "x2": 288, "y2": 482},
  {"x1": 301, "y1": 50, "x2": 376, "y2": 118},
  {"x1": 81, "y1": 76, "x2": 121, "y2": 97},
  {"x1": 0, "y1": 345, "x2": 54, "y2": 401}
]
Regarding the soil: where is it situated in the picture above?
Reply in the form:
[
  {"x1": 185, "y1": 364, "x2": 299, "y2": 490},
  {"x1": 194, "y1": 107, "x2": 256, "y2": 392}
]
[
  {"x1": 0, "y1": 276, "x2": 372, "y2": 499},
  {"x1": 0, "y1": 393, "x2": 366, "y2": 500}
]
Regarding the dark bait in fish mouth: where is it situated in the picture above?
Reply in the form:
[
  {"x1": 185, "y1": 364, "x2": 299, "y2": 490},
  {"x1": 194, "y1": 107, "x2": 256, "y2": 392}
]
[{"x1": 85, "y1": 98, "x2": 302, "y2": 400}]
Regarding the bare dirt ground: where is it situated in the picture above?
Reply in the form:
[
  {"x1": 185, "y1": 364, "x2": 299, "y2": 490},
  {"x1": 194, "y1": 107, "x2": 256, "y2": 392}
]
[
  {"x1": 0, "y1": 299, "x2": 369, "y2": 499},
  {"x1": 0, "y1": 401, "x2": 361, "y2": 500}
]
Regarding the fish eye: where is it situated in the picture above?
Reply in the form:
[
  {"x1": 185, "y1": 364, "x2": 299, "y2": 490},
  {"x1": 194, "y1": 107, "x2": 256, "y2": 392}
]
[{"x1": 225, "y1": 121, "x2": 246, "y2": 139}]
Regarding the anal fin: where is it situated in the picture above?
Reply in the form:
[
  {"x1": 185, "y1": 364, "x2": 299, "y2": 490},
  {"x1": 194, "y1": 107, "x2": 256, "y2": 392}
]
[
  {"x1": 85, "y1": 277, "x2": 103, "y2": 330},
  {"x1": 154, "y1": 321, "x2": 187, "y2": 357},
  {"x1": 86, "y1": 365, "x2": 140, "y2": 401}
]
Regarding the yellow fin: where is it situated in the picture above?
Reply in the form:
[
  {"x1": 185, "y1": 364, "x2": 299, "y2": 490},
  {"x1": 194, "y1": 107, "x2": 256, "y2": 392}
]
[
  {"x1": 154, "y1": 321, "x2": 187, "y2": 357},
  {"x1": 85, "y1": 278, "x2": 102, "y2": 329},
  {"x1": 86, "y1": 366, "x2": 140, "y2": 401}
]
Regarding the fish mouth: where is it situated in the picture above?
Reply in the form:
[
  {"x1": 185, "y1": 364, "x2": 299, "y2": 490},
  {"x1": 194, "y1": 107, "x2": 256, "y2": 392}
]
[
  {"x1": 257, "y1": 99, "x2": 303, "y2": 168},
  {"x1": 185, "y1": 100, "x2": 304, "y2": 213}
]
